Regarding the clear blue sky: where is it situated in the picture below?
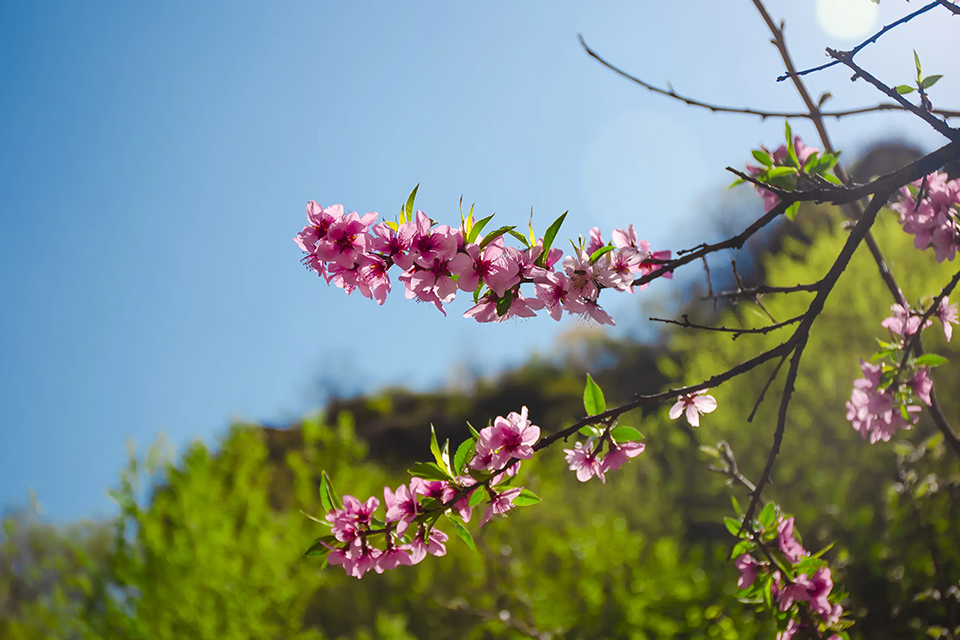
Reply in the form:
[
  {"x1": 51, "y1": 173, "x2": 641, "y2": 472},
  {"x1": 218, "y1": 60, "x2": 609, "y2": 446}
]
[{"x1": 1, "y1": 1, "x2": 956, "y2": 522}]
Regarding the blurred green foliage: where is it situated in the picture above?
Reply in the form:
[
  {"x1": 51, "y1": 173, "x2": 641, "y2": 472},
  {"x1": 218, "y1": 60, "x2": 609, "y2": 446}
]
[{"x1": 2, "y1": 207, "x2": 958, "y2": 639}]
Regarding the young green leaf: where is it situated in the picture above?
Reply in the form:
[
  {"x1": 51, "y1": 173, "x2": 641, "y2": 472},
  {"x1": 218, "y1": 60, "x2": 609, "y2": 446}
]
[
  {"x1": 914, "y1": 353, "x2": 948, "y2": 367},
  {"x1": 758, "y1": 502, "x2": 777, "y2": 528},
  {"x1": 466, "y1": 421, "x2": 481, "y2": 439},
  {"x1": 468, "y1": 214, "x2": 496, "y2": 244},
  {"x1": 538, "y1": 211, "x2": 568, "y2": 266},
  {"x1": 468, "y1": 487, "x2": 486, "y2": 507},
  {"x1": 506, "y1": 228, "x2": 531, "y2": 247},
  {"x1": 409, "y1": 462, "x2": 452, "y2": 481},
  {"x1": 723, "y1": 517, "x2": 742, "y2": 536},
  {"x1": 784, "y1": 202, "x2": 801, "y2": 220},
  {"x1": 583, "y1": 373, "x2": 606, "y2": 415},
  {"x1": 752, "y1": 149, "x2": 773, "y2": 167},
  {"x1": 453, "y1": 438, "x2": 477, "y2": 475},
  {"x1": 921, "y1": 74, "x2": 942, "y2": 89},
  {"x1": 304, "y1": 534, "x2": 337, "y2": 557},
  {"x1": 430, "y1": 425, "x2": 444, "y2": 469},
  {"x1": 610, "y1": 426, "x2": 643, "y2": 442},
  {"x1": 914, "y1": 49, "x2": 922, "y2": 78},
  {"x1": 319, "y1": 471, "x2": 340, "y2": 513},
  {"x1": 512, "y1": 488, "x2": 542, "y2": 507},
  {"x1": 895, "y1": 84, "x2": 916, "y2": 95},
  {"x1": 403, "y1": 184, "x2": 419, "y2": 224},
  {"x1": 479, "y1": 225, "x2": 517, "y2": 250},
  {"x1": 444, "y1": 513, "x2": 477, "y2": 552},
  {"x1": 496, "y1": 289, "x2": 514, "y2": 317},
  {"x1": 589, "y1": 245, "x2": 615, "y2": 265},
  {"x1": 579, "y1": 425, "x2": 600, "y2": 437}
]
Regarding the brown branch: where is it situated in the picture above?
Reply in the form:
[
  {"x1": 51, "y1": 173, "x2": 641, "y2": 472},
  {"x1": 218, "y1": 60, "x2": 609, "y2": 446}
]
[
  {"x1": 743, "y1": 188, "x2": 892, "y2": 526},
  {"x1": 781, "y1": 2, "x2": 942, "y2": 82},
  {"x1": 578, "y1": 35, "x2": 960, "y2": 120},
  {"x1": 827, "y1": 49, "x2": 960, "y2": 142},
  {"x1": 707, "y1": 281, "x2": 820, "y2": 302},
  {"x1": 937, "y1": 0, "x2": 960, "y2": 15},
  {"x1": 649, "y1": 313, "x2": 803, "y2": 338}
]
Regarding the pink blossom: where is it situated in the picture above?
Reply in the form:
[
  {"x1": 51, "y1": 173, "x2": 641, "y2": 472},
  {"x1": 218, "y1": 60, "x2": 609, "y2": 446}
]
[
  {"x1": 776, "y1": 517, "x2": 807, "y2": 563},
  {"x1": 328, "y1": 537, "x2": 381, "y2": 579},
  {"x1": 534, "y1": 271, "x2": 586, "y2": 321},
  {"x1": 911, "y1": 367, "x2": 933, "y2": 406},
  {"x1": 355, "y1": 254, "x2": 391, "y2": 305},
  {"x1": 580, "y1": 298, "x2": 616, "y2": 326},
  {"x1": 479, "y1": 487, "x2": 523, "y2": 527},
  {"x1": 479, "y1": 407, "x2": 540, "y2": 467},
  {"x1": 600, "y1": 441, "x2": 645, "y2": 475},
  {"x1": 734, "y1": 554, "x2": 760, "y2": 589},
  {"x1": 846, "y1": 360, "x2": 921, "y2": 443},
  {"x1": 375, "y1": 545, "x2": 413, "y2": 573},
  {"x1": 408, "y1": 527, "x2": 448, "y2": 564},
  {"x1": 668, "y1": 391, "x2": 718, "y2": 427},
  {"x1": 384, "y1": 484, "x2": 419, "y2": 534},
  {"x1": 448, "y1": 240, "x2": 509, "y2": 293},
  {"x1": 938, "y1": 296, "x2": 959, "y2": 342},
  {"x1": 326, "y1": 495, "x2": 379, "y2": 542},
  {"x1": 294, "y1": 202, "x2": 343, "y2": 252},
  {"x1": 586, "y1": 227, "x2": 606, "y2": 255},
  {"x1": 562, "y1": 249, "x2": 599, "y2": 301},
  {"x1": 407, "y1": 211, "x2": 459, "y2": 265},
  {"x1": 370, "y1": 221, "x2": 413, "y2": 270},
  {"x1": 563, "y1": 441, "x2": 604, "y2": 483},
  {"x1": 881, "y1": 304, "x2": 930, "y2": 338},
  {"x1": 315, "y1": 211, "x2": 377, "y2": 268},
  {"x1": 893, "y1": 172, "x2": 960, "y2": 262}
]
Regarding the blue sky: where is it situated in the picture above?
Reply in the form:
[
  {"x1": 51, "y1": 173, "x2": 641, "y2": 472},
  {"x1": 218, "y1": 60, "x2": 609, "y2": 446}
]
[{"x1": 1, "y1": 1, "x2": 957, "y2": 522}]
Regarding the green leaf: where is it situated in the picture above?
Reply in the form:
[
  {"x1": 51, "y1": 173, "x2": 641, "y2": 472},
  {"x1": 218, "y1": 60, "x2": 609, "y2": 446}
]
[
  {"x1": 822, "y1": 174, "x2": 843, "y2": 185},
  {"x1": 319, "y1": 471, "x2": 340, "y2": 513},
  {"x1": 921, "y1": 74, "x2": 943, "y2": 89},
  {"x1": 610, "y1": 426, "x2": 643, "y2": 442},
  {"x1": 785, "y1": 121, "x2": 799, "y2": 167},
  {"x1": 758, "y1": 502, "x2": 777, "y2": 528},
  {"x1": 752, "y1": 149, "x2": 773, "y2": 167},
  {"x1": 914, "y1": 49, "x2": 922, "y2": 78},
  {"x1": 512, "y1": 488, "x2": 542, "y2": 507},
  {"x1": 896, "y1": 84, "x2": 916, "y2": 95},
  {"x1": 430, "y1": 425, "x2": 445, "y2": 469},
  {"x1": 731, "y1": 495, "x2": 741, "y2": 516},
  {"x1": 802, "y1": 151, "x2": 819, "y2": 173},
  {"x1": 453, "y1": 438, "x2": 477, "y2": 475},
  {"x1": 698, "y1": 444, "x2": 721, "y2": 459},
  {"x1": 467, "y1": 214, "x2": 495, "y2": 244},
  {"x1": 766, "y1": 166, "x2": 798, "y2": 179},
  {"x1": 409, "y1": 462, "x2": 452, "y2": 481},
  {"x1": 583, "y1": 373, "x2": 606, "y2": 415},
  {"x1": 304, "y1": 534, "x2": 337, "y2": 557},
  {"x1": 579, "y1": 425, "x2": 600, "y2": 437},
  {"x1": 506, "y1": 228, "x2": 531, "y2": 247},
  {"x1": 784, "y1": 202, "x2": 801, "y2": 220},
  {"x1": 444, "y1": 513, "x2": 477, "y2": 552},
  {"x1": 300, "y1": 510, "x2": 332, "y2": 526},
  {"x1": 723, "y1": 517, "x2": 742, "y2": 536},
  {"x1": 496, "y1": 289, "x2": 513, "y2": 317},
  {"x1": 589, "y1": 245, "x2": 615, "y2": 264},
  {"x1": 813, "y1": 541, "x2": 835, "y2": 558},
  {"x1": 468, "y1": 487, "x2": 486, "y2": 507},
  {"x1": 731, "y1": 539, "x2": 755, "y2": 559},
  {"x1": 466, "y1": 421, "x2": 481, "y2": 439},
  {"x1": 402, "y1": 184, "x2": 419, "y2": 224},
  {"x1": 538, "y1": 211, "x2": 568, "y2": 266},
  {"x1": 914, "y1": 353, "x2": 948, "y2": 367},
  {"x1": 479, "y1": 225, "x2": 516, "y2": 250},
  {"x1": 528, "y1": 206, "x2": 536, "y2": 244}
]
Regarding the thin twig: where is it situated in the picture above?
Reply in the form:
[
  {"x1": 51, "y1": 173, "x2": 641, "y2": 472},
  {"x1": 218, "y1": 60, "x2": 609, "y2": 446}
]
[
  {"x1": 781, "y1": 2, "x2": 942, "y2": 81},
  {"x1": 649, "y1": 313, "x2": 803, "y2": 338},
  {"x1": 895, "y1": 268, "x2": 960, "y2": 380},
  {"x1": 827, "y1": 49, "x2": 960, "y2": 142},
  {"x1": 748, "y1": 354, "x2": 788, "y2": 423},
  {"x1": 578, "y1": 34, "x2": 960, "y2": 120},
  {"x1": 707, "y1": 281, "x2": 820, "y2": 301}
]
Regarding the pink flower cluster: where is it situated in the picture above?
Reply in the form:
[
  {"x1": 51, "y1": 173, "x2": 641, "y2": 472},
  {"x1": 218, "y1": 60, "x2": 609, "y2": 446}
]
[
  {"x1": 892, "y1": 172, "x2": 960, "y2": 263},
  {"x1": 294, "y1": 201, "x2": 671, "y2": 325},
  {"x1": 846, "y1": 299, "x2": 957, "y2": 443},
  {"x1": 668, "y1": 390, "x2": 718, "y2": 427},
  {"x1": 746, "y1": 136, "x2": 821, "y2": 212},
  {"x1": 321, "y1": 407, "x2": 542, "y2": 578},
  {"x1": 563, "y1": 438, "x2": 645, "y2": 483},
  {"x1": 736, "y1": 517, "x2": 843, "y2": 639}
]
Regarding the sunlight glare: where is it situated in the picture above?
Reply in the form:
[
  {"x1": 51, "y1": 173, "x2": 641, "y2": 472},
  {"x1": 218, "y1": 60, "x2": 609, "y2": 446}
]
[{"x1": 815, "y1": 0, "x2": 880, "y2": 41}]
